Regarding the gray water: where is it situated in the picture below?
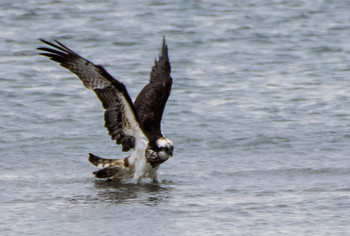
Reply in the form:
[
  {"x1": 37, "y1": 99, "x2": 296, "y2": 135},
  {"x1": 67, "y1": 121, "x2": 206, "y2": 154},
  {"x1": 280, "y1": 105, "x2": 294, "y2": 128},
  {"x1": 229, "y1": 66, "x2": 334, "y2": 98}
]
[{"x1": 1, "y1": 0, "x2": 350, "y2": 235}]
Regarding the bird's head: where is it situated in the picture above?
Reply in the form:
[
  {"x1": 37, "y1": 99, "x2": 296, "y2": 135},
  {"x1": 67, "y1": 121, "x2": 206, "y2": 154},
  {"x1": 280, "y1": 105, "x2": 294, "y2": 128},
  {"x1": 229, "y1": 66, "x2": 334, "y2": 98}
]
[
  {"x1": 146, "y1": 137, "x2": 174, "y2": 167},
  {"x1": 156, "y1": 137, "x2": 174, "y2": 160}
]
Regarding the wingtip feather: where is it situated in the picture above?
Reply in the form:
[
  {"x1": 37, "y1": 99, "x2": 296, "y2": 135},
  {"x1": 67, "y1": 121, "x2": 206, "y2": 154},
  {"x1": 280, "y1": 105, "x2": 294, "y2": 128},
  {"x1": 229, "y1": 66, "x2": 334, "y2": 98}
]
[
  {"x1": 161, "y1": 37, "x2": 169, "y2": 60},
  {"x1": 37, "y1": 38, "x2": 73, "y2": 54},
  {"x1": 38, "y1": 38, "x2": 49, "y2": 44}
]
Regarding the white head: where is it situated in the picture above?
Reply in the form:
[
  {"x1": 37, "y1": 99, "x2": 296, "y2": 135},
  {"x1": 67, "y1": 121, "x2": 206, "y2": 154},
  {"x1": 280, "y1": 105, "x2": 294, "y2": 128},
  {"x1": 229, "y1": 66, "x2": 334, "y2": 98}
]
[{"x1": 156, "y1": 137, "x2": 174, "y2": 161}]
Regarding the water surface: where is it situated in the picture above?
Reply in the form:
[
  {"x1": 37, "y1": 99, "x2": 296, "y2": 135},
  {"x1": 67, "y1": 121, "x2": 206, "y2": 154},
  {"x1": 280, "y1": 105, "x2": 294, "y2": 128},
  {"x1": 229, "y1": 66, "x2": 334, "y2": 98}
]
[{"x1": 1, "y1": 0, "x2": 350, "y2": 235}]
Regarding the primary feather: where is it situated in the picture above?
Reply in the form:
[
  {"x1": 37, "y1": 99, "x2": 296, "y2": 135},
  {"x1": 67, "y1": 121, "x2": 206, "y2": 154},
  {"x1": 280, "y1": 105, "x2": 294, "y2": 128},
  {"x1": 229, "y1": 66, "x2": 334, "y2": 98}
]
[{"x1": 38, "y1": 39, "x2": 145, "y2": 152}]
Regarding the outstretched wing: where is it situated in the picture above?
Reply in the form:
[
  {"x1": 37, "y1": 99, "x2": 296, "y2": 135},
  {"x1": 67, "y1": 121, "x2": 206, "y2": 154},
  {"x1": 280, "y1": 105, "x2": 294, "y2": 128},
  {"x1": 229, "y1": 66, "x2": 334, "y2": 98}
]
[
  {"x1": 134, "y1": 37, "x2": 172, "y2": 142},
  {"x1": 37, "y1": 39, "x2": 146, "y2": 151}
]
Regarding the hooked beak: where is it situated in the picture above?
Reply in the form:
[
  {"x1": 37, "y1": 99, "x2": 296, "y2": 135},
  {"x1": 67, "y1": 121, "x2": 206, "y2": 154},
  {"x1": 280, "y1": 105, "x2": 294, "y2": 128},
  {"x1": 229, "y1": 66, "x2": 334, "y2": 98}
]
[{"x1": 167, "y1": 149, "x2": 173, "y2": 156}]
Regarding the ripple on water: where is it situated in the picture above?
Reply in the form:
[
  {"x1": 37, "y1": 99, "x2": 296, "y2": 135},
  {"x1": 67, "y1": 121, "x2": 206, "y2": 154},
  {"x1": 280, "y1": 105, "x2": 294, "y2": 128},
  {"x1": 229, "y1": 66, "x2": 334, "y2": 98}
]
[{"x1": 1, "y1": 0, "x2": 350, "y2": 235}]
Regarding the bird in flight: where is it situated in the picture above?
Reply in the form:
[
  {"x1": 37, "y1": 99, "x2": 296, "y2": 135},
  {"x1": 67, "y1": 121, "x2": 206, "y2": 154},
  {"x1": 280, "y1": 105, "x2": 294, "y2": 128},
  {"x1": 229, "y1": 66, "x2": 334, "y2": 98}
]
[{"x1": 38, "y1": 38, "x2": 174, "y2": 183}]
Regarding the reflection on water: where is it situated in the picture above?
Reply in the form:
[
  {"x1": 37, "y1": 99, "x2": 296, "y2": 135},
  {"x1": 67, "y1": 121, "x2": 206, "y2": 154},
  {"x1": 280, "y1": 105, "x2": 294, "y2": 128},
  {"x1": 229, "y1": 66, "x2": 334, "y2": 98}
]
[{"x1": 76, "y1": 180, "x2": 173, "y2": 206}]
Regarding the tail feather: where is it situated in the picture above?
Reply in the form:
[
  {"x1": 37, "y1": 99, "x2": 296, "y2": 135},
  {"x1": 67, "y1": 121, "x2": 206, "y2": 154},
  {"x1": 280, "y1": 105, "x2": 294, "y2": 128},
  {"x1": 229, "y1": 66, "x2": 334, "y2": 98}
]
[
  {"x1": 93, "y1": 167, "x2": 120, "y2": 178},
  {"x1": 88, "y1": 153, "x2": 134, "y2": 179},
  {"x1": 89, "y1": 153, "x2": 127, "y2": 168}
]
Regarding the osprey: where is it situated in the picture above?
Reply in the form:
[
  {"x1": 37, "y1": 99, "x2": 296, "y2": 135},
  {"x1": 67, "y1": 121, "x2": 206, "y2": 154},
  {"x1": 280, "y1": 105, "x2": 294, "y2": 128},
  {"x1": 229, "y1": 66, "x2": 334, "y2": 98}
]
[{"x1": 38, "y1": 38, "x2": 174, "y2": 183}]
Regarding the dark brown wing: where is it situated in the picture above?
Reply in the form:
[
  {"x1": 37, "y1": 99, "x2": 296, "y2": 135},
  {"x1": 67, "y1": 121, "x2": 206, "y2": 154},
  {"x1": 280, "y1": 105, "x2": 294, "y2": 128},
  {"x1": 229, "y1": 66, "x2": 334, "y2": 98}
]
[
  {"x1": 134, "y1": 37, "x2": 172, "y2": 142},
  {"x1": 37, "y1": 39, "x2": 147, "y2": 151}
]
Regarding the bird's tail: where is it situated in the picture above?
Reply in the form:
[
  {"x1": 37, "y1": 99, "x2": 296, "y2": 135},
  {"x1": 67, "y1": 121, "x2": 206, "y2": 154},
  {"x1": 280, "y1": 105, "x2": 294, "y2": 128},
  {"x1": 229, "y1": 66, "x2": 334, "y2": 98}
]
[{"x1": 88, "y1": 153, "x2": 134, "y2": 179}]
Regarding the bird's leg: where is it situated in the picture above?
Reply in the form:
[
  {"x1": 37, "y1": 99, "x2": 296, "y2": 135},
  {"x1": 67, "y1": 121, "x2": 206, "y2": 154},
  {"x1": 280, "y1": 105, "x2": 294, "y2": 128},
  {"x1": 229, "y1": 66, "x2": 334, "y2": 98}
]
[
  {"x1": 152, "y1": 171, "x2": 161, "y2": 184},
  {"x1": 133, "y1": 156, "x2": 146, "y2": 183}
]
